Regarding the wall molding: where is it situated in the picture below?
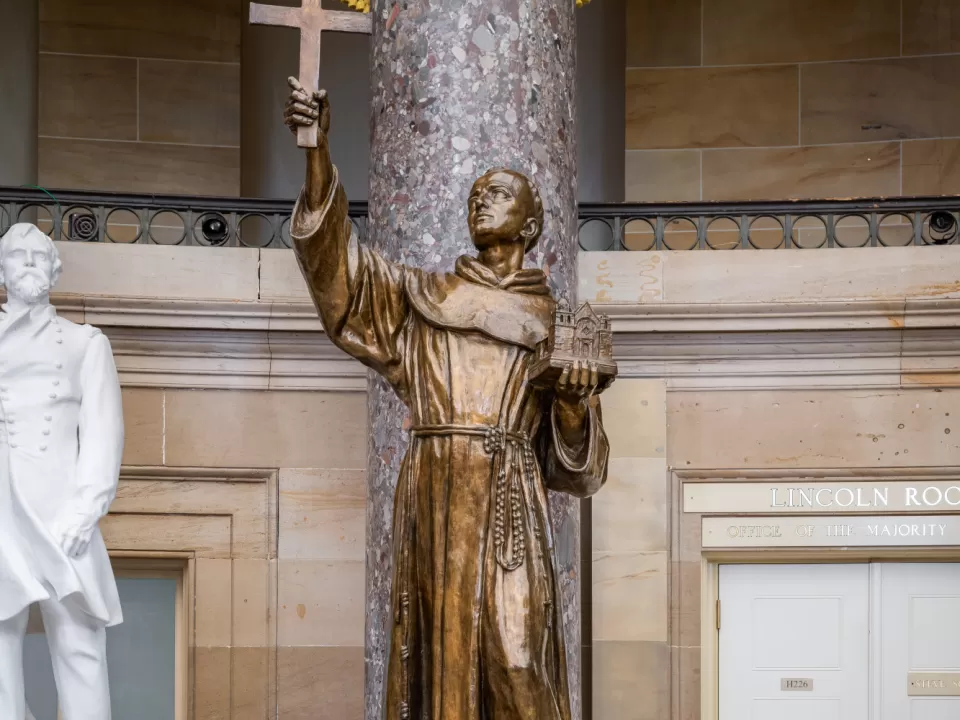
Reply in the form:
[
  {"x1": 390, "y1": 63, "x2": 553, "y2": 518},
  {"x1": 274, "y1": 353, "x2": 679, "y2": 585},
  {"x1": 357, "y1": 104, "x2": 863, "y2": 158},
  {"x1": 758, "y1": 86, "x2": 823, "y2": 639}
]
[
  {"x1": 105, "y1": 465, "x2": 279, "y2": 718},
  {"x1": 52, "y1": 294, "x2": 960, "y2": 391},
  {"x1": 606, "y1": 299, "x2": 960, "y2": 391},
  {"x1": 56, "y1": 295, "x2": 368, "y2": 391}
]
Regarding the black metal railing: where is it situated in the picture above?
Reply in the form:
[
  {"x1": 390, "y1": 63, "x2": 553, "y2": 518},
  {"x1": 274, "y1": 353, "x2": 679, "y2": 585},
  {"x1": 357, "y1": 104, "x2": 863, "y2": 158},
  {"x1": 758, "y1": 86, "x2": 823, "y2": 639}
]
[
  {"x1": 0, "y1": 186, "x2": 367, "y2": 249},
  {"x1": 577, "y1": 196, "x2": 960, "y2": 250},
  {"x1": 2, "y1": 186, "x2": 958, "y2": 250}
]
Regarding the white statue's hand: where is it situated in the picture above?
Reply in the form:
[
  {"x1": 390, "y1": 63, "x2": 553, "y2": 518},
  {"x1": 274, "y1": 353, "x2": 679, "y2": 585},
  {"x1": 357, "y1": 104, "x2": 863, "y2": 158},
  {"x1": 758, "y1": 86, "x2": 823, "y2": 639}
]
[{"x1": 55, "y1": 512, "x2": 97, "y2": 558}]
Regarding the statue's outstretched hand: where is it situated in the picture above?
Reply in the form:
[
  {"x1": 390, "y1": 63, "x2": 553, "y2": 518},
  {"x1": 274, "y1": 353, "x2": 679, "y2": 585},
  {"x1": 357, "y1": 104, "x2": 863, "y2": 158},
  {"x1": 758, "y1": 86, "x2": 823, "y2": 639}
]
[
  {"x1": 553, "y1": 360, "x2": 599, "y2": 443},
  {"x1": 555, "y1": 360, "x2": 599, "y2": 407},
  {"x1": 54, "y1": 511, "x2": 97, "y2": 558},
  {"x1": 284, "y1": 77, "x2": 331, "y2": 142}
]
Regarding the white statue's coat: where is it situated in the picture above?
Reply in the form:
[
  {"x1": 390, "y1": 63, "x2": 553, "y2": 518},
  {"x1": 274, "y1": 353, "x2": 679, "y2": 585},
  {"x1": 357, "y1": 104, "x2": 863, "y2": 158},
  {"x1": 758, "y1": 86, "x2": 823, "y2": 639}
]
[{"x1": 0, "y1": 303, "x2": 123, "y2": 626}]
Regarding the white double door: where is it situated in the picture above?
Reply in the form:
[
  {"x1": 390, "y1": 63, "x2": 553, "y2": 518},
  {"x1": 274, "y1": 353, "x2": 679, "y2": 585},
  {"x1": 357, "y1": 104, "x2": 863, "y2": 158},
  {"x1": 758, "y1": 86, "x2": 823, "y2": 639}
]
[{"x1": 719, "y1": 562, "x2": 960, "y2": 720}]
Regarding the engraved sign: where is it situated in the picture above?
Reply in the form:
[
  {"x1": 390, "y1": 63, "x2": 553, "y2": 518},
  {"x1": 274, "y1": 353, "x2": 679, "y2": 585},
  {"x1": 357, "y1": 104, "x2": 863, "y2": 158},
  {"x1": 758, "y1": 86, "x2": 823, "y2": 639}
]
[
  {"x1": 908, "y1": 673, "x2": 960, "y2": 696},
  {"x1": 780, "y1": 678, "x2": 812, "y2": 691},
  {"x1": 684, "y1": 481, "x2": 960, "y2": 515},
  {"x1": 701, "y1": 515, "x2": 960, "y2": 548}
]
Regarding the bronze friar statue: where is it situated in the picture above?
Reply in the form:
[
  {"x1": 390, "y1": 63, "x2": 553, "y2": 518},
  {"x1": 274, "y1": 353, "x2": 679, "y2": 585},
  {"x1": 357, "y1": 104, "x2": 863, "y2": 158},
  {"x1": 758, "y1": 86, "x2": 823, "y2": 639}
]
[{"x1": 284, "y1": 78, "x2": 611, "y2": 720}]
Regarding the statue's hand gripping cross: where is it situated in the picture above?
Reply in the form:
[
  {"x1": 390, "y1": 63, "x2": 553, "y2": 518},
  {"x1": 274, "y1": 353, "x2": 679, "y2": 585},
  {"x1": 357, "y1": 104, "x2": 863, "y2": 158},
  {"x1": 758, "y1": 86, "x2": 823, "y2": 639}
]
[{"x1": 250, "y1": 0, "x2": 372, "y2": 147}]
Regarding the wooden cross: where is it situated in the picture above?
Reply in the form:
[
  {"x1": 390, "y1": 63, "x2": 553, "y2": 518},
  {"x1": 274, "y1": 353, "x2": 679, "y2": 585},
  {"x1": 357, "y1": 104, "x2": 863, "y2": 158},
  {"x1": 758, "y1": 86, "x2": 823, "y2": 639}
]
[{"x1": 250, "y1": 0, "x2": 373, "y2": 147}]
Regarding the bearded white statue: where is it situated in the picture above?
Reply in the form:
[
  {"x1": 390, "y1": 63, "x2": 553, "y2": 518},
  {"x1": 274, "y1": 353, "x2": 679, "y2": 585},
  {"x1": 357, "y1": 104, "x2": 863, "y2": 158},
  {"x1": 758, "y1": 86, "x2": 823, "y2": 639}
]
[{"x1": 0, "y1": 223, "x2": 124, "y2": 719}]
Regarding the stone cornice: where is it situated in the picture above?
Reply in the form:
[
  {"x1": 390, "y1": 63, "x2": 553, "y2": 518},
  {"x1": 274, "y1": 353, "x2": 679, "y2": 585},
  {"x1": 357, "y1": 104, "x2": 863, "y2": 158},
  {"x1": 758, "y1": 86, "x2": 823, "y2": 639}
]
[
  {"x1": 51, "y1": 295, "x2": 960, "y2": 391},
  {"x1": 604, "y1": 299, "x2": 960, "y2": 390},
  {"x1": 55, "y1": 295, "x2": 367, "y2": 391}
]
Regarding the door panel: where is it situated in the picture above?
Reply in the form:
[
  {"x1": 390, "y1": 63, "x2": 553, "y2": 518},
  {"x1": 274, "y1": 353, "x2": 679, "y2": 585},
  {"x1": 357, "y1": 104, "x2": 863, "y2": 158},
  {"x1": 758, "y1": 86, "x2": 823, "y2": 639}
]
[
  {"x1": 719, "y1": 563, "x2": 869, "y2": 720},
  {"x1": 751, "y1": 698, "x2": 840, "y2": 720},
  {"x1": 879, "y1": 563, "x2": 960, "y2": 720},
  {"x1": 751, "y1": 596, "x2": 842, "y2": 669}
]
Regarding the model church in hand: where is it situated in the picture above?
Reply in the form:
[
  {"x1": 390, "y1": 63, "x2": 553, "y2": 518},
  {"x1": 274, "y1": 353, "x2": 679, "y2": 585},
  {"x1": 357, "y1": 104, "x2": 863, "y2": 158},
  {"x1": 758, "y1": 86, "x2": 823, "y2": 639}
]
[{"x1": 529, "y1": 300, "x2": 618, "y2": 391}]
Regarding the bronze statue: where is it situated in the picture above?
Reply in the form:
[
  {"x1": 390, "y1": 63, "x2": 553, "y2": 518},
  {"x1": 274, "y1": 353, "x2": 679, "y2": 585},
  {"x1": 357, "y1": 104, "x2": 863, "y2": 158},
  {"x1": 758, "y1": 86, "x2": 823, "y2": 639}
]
[{"x1": 284, "y1": 78, "x2": 611, "y2": 720}]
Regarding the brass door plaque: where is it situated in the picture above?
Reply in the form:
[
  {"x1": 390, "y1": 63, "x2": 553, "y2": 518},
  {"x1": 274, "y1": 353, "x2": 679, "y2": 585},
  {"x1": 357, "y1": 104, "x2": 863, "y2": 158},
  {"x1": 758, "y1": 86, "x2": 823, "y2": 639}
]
[
  {"x1": 780, "y1": 678, "x2": 812, "y2": 691},
  {"x1": 908, "y1": 673, "x2": 960, "y2": 696}
]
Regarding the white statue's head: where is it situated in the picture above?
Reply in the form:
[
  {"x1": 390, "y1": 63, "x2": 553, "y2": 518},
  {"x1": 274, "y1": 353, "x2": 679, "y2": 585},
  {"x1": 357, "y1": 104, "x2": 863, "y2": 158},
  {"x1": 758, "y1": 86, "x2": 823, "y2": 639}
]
[{"x1": 0, "y1": 223, "x2": 62, "y2": 306}]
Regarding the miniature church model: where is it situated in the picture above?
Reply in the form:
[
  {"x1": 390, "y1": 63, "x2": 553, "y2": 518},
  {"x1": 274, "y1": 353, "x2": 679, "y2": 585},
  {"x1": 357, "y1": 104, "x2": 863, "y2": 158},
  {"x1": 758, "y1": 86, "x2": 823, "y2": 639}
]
[{"x1": 529, "y1": 300, "x2": 618, "y2": 391}]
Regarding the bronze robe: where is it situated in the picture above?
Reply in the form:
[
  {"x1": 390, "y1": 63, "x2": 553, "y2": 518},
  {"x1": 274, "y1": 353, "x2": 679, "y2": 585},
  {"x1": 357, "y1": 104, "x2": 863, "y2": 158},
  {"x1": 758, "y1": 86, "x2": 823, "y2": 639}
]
[{"x1": 292, "y1": 168, "x2": 609, "y2": 720}]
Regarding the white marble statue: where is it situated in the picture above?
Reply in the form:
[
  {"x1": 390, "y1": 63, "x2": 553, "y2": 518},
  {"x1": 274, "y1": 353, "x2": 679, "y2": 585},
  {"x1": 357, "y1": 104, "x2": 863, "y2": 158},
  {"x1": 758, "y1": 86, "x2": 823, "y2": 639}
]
[{"x1": 0, "y1": 223, "x2": 124, "y2": 719}]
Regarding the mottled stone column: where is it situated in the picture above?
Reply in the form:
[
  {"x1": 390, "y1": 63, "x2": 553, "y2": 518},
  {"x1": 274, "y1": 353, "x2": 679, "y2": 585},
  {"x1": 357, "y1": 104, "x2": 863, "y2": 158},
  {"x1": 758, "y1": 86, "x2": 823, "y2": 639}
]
[{"x1": 364, "y1": 0, "x2": 580, "y2": 718}]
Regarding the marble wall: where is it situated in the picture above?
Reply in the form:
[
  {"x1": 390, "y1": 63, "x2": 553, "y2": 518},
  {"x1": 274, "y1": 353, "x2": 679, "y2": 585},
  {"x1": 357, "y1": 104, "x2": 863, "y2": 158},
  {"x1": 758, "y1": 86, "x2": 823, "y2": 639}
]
[
  {"x1": 625, "y1": 0, "x2": 960, "y2": 201},
  {"x1": 582, "y1": 245, "x2": 960, "y2": 719},
  {"x1": 44, "y1": 233, "x2": 960, "y2": 720},
  {"x1": 57, "y1": 244, "x2": 368, "y2": 718},
  {"x1": 38, "y1": 0, "x2": 241, "y2": 195},
  {"x1": 117, "y1": 388, "x2": 369, "y2": 718},
  {"x1": 591, "y1": 379, "x2": 670, "y2": 720}
]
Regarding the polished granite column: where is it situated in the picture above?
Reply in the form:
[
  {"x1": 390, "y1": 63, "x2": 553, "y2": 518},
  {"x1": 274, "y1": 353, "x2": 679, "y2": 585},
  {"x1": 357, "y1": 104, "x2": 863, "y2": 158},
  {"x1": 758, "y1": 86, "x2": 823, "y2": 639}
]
[{"x1": 364, "y1": 0, "x2": 581, "y2": 717}]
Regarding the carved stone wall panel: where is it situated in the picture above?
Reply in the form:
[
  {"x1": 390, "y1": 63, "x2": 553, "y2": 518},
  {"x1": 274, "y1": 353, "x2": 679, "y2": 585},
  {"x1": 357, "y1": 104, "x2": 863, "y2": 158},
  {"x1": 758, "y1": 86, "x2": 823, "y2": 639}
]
[{"x1": 105, "y1": 468, "x2": 278, "y2": 718}]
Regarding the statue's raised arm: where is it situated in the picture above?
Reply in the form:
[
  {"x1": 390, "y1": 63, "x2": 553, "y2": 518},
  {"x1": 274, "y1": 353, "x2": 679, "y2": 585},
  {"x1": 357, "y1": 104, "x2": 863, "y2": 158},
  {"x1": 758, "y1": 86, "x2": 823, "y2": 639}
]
[{"x1": 284, "y1": 79, "x2": 411, "y2": 397}]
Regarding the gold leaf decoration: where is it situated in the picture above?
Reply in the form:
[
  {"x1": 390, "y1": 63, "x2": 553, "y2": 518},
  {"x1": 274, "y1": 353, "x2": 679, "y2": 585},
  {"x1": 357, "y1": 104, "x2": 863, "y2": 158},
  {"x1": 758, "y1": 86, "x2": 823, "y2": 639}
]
[{"x1": 339, "y1": 0, "x2": 370, "y2": 12}]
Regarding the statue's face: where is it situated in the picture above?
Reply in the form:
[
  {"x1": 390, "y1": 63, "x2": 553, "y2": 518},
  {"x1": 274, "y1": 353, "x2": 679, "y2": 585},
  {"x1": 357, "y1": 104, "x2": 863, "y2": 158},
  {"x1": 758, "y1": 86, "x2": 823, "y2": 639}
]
[
  {"x1": 468, "y1": 170, "x2": 537, "y2": 249},
  {"x1": 1, "y1": 231, "x2": 55, "y2": 305}
]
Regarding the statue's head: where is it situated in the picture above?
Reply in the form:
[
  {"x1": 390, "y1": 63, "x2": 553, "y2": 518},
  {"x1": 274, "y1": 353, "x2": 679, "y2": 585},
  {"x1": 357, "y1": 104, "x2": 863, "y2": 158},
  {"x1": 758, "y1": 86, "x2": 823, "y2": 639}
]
[
  {"x1": 0, "y1": 223, "x2": 62, "y2": 306},
  {"x1": 468, "y1": 169, "x2": 543, "y2": 253}
]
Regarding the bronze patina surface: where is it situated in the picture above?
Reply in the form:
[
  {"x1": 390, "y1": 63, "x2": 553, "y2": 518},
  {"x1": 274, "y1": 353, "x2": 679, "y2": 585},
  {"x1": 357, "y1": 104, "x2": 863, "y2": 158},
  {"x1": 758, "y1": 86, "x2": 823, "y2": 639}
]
[{"x1": 284, "y1": 80, "x2": 613, "y2": 720}]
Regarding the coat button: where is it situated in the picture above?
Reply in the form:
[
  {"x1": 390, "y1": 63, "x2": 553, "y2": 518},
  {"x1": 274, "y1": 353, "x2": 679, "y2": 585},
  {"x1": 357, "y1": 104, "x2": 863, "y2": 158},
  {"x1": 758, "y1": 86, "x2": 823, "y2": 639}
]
[
  {"x1": 42, "y1": 429, "x2": 50, "y2": 436},
  {"x1": 48, "y1": 393, "x2": 57, "y2": 399},
  {"x1": 39, "y1": 446, "x2": 47, "y2": 452},
  {"x1": 55, "y1": 363, "x2": 63, "y2": 370},
  {"x1": 56, "y1": 339, "x2": 63, "y2": 344},
  {"x1": 52, "y1": 380, "x2": 60, "y2": 386},
  {"x1": 9, "y1": 443, "x2": 17, "y2": 449},
  {"x1": 44, "y1": 415, "x2": 52, "y2": 421}
]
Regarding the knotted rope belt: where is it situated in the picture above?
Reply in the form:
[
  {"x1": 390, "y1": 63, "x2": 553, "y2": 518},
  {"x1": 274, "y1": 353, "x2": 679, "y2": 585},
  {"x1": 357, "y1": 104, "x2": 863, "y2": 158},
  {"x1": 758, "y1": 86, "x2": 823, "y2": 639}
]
[{"x1": 411, "y1": 423, "x2": 534, "y2": 571}]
